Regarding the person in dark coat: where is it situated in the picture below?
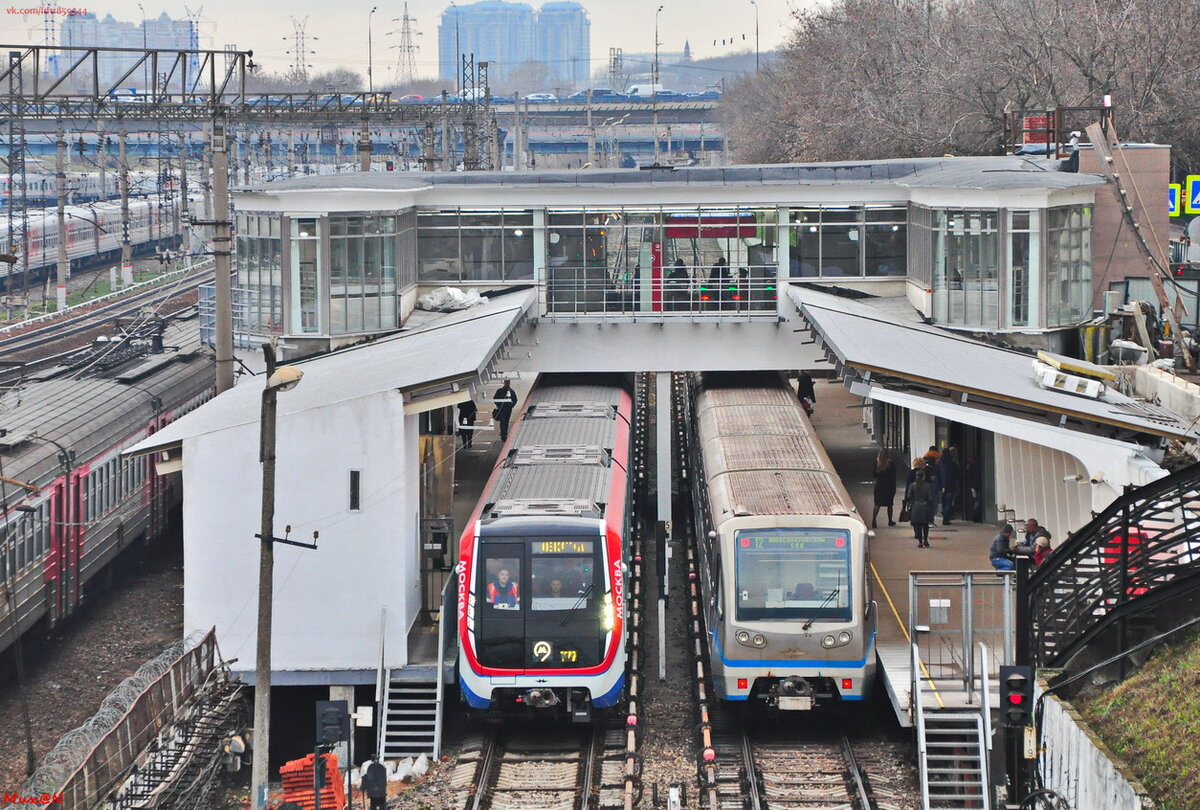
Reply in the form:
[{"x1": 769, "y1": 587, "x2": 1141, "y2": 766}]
[
  {"x1": 906, "y1": 470, "x2": 936, "y2": 548},
  {"x1": 360, "y1": 757, "x2": 388, "y2": 810},
  {"x1": 456, "y1": 398, "x2": 478, "y2": 449},
  {"x1": 491, "y1": 379, "x2": 518, "y2": 442},
  {"x1": 797, "y1": 370, "x2": 816, "y2": 414},
  {"x1": 871, "y1": 449, "x2": 897, "y2": 528},
  {"x1": 666, "y1": 258, "x2": 690, "y2": 311},
  {"x1": 709, "y1": 257, "x2": 731, "y2": 310},
  {"x1": 935, "y1": 447, "x2": 960, "y2": 525}
]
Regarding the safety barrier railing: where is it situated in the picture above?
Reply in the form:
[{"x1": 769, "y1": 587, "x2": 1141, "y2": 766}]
[
  {"x1": 1026, "y1": 460, "x2": 1200, "y2": 668},
  {"x1": 539, "y1": 273, "x2": 781, "y2": 318}
]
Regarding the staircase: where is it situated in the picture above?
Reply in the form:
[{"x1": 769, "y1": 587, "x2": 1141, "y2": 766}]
[
  {"x1": 379, "y1": 678, "x2": 439, "y2": 760},
  {"x1": 919, "y1": 710, "x2": 989, "y2": 809}
]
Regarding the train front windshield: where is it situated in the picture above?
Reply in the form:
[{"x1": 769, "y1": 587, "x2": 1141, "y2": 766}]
[
  {"x1": 476, "y1": 536, "x2": 607, "y2": 669},
  {"x1": 734, "y1": 528, "x2": 853, "y2": 622}
]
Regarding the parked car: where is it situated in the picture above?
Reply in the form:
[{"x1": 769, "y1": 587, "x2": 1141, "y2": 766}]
[
  {"x1": 524, "y1": 92, "x2": 558, "y2": 102},
  {"x1": 652, "y1": 89, "x2": 684, "y2": 100},
  {"x1": 567, "y1": 88, "x2": 623, "y2": 101},
  {"x1": 397, "y1": 94, "x2": 425, "y2": 103}
]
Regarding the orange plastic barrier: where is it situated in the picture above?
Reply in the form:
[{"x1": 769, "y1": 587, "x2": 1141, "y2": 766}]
[{"x1": 278, "y1": 751, "x2": 346, "y2": 810}]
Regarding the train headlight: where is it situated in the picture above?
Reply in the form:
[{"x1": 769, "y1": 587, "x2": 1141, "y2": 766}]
[
  {"x1": 735, "y1": 630, "x2": 750, "y2": 645},
  {"x1": 838, "y1": 631, "x2": 853, "y2": 645},
  {"x1": 821, "y1": 634, "x2": 837, "y2": 648},
  {"x1": 602, "y1": 594, "x2": 614, "y2": 632},
  {"x1": 752, "y1": 634, "x2": 766, "y2": 648}
]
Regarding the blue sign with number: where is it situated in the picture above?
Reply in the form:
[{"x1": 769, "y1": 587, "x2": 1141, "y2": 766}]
[
  {"x1": 1186, "y1": 175, "x2": 1200, "y2": 215},
  {"x1": 1170, "y1": 184, "x2": 1181, "y2": 217}
]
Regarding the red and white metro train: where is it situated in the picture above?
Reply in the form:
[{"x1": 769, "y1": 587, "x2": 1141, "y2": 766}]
[{"x1": 457, "y1": 374, "x2": 634, "y2": 721}]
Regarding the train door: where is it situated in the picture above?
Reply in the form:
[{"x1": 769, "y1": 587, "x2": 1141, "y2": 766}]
[
  {"x1": 476, "y1": 543, "x2": 525, "y2": 669},
  {"x1": 68, "y1": 467, "x2": 85, "y2": 612}
]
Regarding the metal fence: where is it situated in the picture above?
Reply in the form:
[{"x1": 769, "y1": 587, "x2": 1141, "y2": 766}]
[
  {"x1": 28, "y1": 630, "x2": 220, "y2": 809},
  {"x1": 909, "y1": 571, "x2": 1015, "y2": 698},
  {"x1": 1027, "y1": 460, "x2": 1200, "y2": 669}
]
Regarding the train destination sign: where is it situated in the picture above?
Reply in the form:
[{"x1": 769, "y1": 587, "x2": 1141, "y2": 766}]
[
  {"x1": 737, "y1": 530, "x2": 849, "y2": 551},
  {"x1": 533, "y1": 540, "x2": 595, "y2": 555}
]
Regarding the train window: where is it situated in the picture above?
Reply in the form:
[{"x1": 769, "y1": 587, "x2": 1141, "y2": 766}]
[
  {"x1": 530, "y1": 552, "x2": 593, "y2": 611},
  {"x1": 734, "y1": 528, "x2": 853, "y2": 622},
  {"x1": 483, "y1": 556, "x2": 522, "y2": 609}
]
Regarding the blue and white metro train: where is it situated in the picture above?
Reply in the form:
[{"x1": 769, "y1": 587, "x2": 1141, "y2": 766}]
[
  {"x1": 689, "y1": 372, "x2": 877, "y2": 710},
  {"x1": 457, "y1": 374, "x2": 634, "y2": 721}
]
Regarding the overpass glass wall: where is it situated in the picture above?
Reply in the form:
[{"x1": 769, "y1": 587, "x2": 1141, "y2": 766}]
[
  {"x1": 913, "y1": 204, "x2": 1092, "y2": 331},
  {"x1": 415, "y1": 205, "x2": 782, "y2": 315},
  {"x1": 786, "y1": 205, "x2": 907, "y2": 278},
  {"x1": 235, "y1": 213, "x2": 284, "y2": 334}
]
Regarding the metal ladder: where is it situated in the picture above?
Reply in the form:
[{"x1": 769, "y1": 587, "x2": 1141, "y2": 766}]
[{"x1": 914, "y1": 642, "x2": 993, "y2": 810}]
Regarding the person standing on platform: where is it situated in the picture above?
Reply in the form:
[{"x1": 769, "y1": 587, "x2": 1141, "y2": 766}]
[
  {"x1": 906, "y1": 469, "x2": 936, "y2": 548},
  {"x1": 797, "y1": 370, "x2": 816, "y2": 415},
  {"x1": 492, "y1": 379, "x2": 518, "y2": 442},
  {"x1": 360, "y1": 757, "x2": 388, "y2": 810},
  {"x1": 936, "y1": 447, "x2": 960, "y2": 525},
  {"x1": 871, "y1": 449, "x2": 897, "y2": 528},
  {"x1": 457, "y1": 397, "x2": 478, "y2": 449},
  {"x1": 989, "y1": 524, "x2": 1017, "y2": 570},
  {"x1": 923, "y1": 444, "x2": 941, "y2": 466},
  {"x1": 667, "y1": 258, "x2": 690, "y2": 311}
]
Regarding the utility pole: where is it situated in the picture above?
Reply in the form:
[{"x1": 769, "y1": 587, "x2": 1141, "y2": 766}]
[
  {"x1": 440, "y1": 91, "x2": 451, "y2": 171},
  {"x1": 653, "y1": 6, "x2": 663, "y2": 166},
  {"x1": 586, "y1": 89, "x2": 595, "y2": 168},
  {"x1": 55, "y1": 126, "x2": 68, "y2": 311},
  {"x1": 118, "y1": 130, "x2": 132, "y2": 287},
  {"x1": 179, "y1": 133, "x2": 191, "y2": 268},
  {"x1": 359, "y1": 120, "x2": 372, "y2": 171},
  {"x1": 211, "y1": 121, "x2": 235, "y2": 394}
]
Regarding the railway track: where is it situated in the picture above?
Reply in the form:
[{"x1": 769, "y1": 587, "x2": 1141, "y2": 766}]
[
  {"x1": 454, "y1": 725, "x2": 624, "y2": 810},
  {"x1": 0, "y1": 260, "x2": 214, "y2": 356}
]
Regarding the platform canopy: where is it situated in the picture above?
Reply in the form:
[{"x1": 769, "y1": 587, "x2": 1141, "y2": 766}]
[
  {"x1": 790, "y1": 286, "x2": 1198, "y2": 442},
  {"x1": 126, "y1": 289, "x2": 534, "y2": 460}
]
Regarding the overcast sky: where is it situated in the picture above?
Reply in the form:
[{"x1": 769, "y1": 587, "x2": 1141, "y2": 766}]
[{"x1": 1, "y1": 0, "x2": 803, "y2": 83}]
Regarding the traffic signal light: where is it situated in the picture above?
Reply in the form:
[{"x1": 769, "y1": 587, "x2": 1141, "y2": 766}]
[
  {"x1": 385, "y1": 160, "x2": 395, "y2": 171},
  {"x1": 1000, "y1": 665, "x2": 1034, "y2": 726},
  {"x1": 314, "y1": 699, "x2": 350, "y2": 745}
]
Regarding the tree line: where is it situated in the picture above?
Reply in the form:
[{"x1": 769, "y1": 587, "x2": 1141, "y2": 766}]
[{"x1": 722, "y1": 0, "x2": 1200, "y2": 171}]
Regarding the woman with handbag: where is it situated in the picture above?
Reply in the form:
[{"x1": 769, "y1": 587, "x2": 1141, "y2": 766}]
[{"x1": 906, "y1": 469, "x2": 936, "y2": 548}]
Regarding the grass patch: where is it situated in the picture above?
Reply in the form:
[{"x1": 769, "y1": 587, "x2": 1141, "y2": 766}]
[{"x1": 1075, "y1": 630, "x2": 1200, "y2": 810}]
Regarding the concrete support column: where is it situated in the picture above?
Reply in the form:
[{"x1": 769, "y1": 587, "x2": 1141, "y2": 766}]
[
  {"x1": 329, "y1": 685, "x2": 355, "y2": 767},
  {"x1": 908, "y1": 409, "x2": 936, "y2": 467}
]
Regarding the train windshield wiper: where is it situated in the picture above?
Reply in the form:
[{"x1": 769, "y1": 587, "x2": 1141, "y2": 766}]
[
  {"x1": 559, "y1": 582, "x2": 594, "y2": 627},
  {"x1": 802, "y1": 571, "x2": 841, "y2": 631}
]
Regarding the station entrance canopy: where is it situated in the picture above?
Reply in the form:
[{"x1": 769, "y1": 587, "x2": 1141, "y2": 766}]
[
  {"x1": 125, "y1": 290, "x2": 533, "y2": 465},
  {"x1": 791, "y1": 287, "x2": 1196, "y2": 494}
]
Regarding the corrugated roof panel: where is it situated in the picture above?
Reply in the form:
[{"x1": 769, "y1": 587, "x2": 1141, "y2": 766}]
[
  {"x1": 706, "y1": 433, "x2": 824, "y2": 476},
  {"x1": 715, "y1": 470, "x2": 847, "y2": 517}
]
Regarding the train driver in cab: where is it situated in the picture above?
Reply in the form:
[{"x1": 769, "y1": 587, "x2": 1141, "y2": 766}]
[{"x1": 488, "y1": 566, "x2": 520, "y2": 608}]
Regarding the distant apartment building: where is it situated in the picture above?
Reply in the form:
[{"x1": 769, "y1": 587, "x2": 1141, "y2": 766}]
[
  {"x1": 58, "y1": 12, "x2": 199, "y2": 90},
  {"x1": 438, "y1": 0, "x2": 590, "y2": 90}
]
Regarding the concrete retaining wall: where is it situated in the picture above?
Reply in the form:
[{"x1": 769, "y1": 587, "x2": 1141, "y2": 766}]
[{"x1": 1037, "y1": 683, "x2": 1157, "y2": 809}]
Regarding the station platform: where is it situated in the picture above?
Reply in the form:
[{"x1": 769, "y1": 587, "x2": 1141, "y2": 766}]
[
  {"x1": 811, "y1": 377, "x2": 1009, "y2": 728},
  {"x1": 426, "y1": 372, "x2": 1009, "y2": 726}
]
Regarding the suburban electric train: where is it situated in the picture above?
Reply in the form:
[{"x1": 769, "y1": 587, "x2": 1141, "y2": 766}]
[
  {"x1": 457, "y1": 374, "x2": 633, "y2": 721},
  {"x1": 0, "y1": 195, "x2": 182, "y2": 287},
  {"x1": 0, "y1": 314, "x2": 214, "y2": 657},
  {"x1": 689, "y1": 371, "x2": 876, "y2": 710}
]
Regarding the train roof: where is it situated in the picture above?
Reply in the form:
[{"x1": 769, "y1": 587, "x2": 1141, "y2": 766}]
[
  {"x1": 695, "y1": 373, "x2": 856, "y2": 519},
  {"x1": 482, "y1": 379, "x2": 627, "y2": 519},
  {"x1": 0, "y1": 315, "x2": 213, "y2": 492}
]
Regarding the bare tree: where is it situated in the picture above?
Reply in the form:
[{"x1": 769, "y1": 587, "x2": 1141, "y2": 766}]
[{"x1": 728, "y1": 0, "x2": 1200, "y2": 167}]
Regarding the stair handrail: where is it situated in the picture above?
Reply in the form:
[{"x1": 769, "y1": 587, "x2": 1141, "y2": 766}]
[
  {"x1": 913, "y1": 640, "x2": 931, "y2": 810},
  {"x1": 433, "y1": 576, "x2": 456, "y2": 760},
  {"x1": 374, "y1": 605, "x2": 388, "y2": 757},
  {"x1": 978, "y1": 641, "x2": 993, "y2": 810}
]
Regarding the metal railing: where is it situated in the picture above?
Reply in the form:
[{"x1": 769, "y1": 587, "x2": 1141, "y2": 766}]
[
  {"x1": 913, "y1": 641, "x2": 931, "y2": 810},
  {"x1": 908, "y1": 571, "x2": 1014, "y2": 691},
  {"x1": 541, "y1": 273, "x2": 780, "y2": 318},
  {"x1": 1026, "y1": 460, "x2": 1200, "y2": 669}
]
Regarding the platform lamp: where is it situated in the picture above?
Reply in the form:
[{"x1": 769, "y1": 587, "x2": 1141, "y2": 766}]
[{"x1": 251, "y1": 343, "x2": 304, "y2": 810}]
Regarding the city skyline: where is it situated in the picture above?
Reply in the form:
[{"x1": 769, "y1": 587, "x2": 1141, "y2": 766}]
[{"x1": 0, "y1": 0, "x2": 799, "y2": 87}]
